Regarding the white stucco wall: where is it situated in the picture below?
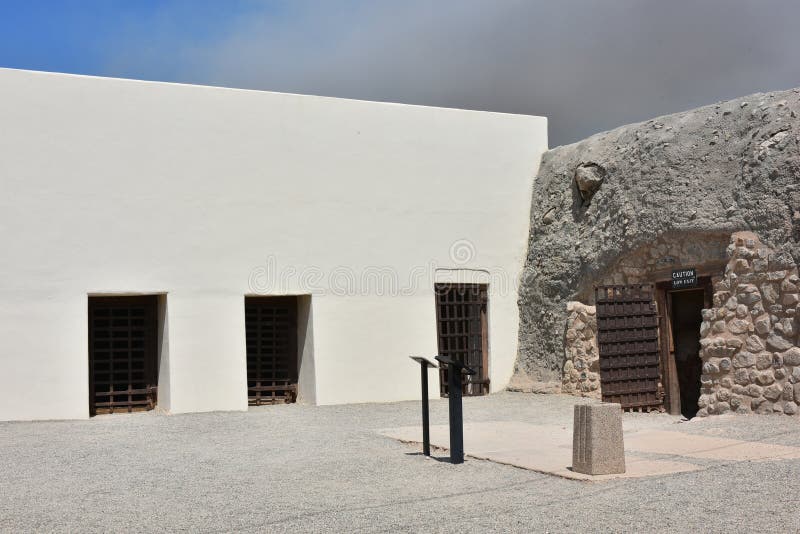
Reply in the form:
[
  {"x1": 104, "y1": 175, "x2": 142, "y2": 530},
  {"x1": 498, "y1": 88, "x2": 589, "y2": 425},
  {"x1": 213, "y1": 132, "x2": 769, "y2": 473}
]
[{"x1": 0, "y1": 68, "x2": 547, "y2": 421}]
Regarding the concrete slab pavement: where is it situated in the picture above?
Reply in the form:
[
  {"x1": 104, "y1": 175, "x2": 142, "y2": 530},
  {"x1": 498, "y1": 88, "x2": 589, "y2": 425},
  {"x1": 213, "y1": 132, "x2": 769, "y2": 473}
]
[{"x1": 380, "y1": 419, "x2": 800, "y2": 481}]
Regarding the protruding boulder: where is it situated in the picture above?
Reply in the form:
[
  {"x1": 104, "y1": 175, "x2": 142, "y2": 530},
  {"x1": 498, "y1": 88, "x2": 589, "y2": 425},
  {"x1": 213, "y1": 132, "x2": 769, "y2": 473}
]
[{"x1": 574, "y1": 163, "x2": 606, "y2": 204}]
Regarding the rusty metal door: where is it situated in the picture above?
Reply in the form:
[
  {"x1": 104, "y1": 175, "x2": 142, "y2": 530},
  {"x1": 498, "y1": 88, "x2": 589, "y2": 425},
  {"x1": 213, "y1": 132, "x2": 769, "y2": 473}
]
[
  {"x1": 435, "y1": 283, "x2": 489, "y2": 397},
  {"x1": 89, "y1": 296, "x2": 159, "y2": 415},
  {"x1": 245, "y1": 296, "x2": 298, "y2": 405},
  {"x1": 595, "y1": 284, "x2": 662, "y2": 411}
]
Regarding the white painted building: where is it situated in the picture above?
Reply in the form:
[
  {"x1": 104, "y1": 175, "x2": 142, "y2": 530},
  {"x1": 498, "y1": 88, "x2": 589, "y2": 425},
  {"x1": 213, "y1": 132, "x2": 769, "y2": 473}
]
[{"x1": 0, "y1": 68, "x2": 547, "y2": 421}]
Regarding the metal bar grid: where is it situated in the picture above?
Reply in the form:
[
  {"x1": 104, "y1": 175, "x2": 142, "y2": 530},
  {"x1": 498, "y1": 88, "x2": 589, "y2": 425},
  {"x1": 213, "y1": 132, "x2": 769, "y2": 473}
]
[
  {"x1": 434, "y1": 283, "x2": 489, "y2": 397},
  {"x1": 245, "y1": 297, "x2": 298, "y2": 405},
  {"x1": 88, "y1": 296, "x2": 158, "y2": 415},
  {"x1": 595, "y1": 284, "x2": 663, "y2": 411}
]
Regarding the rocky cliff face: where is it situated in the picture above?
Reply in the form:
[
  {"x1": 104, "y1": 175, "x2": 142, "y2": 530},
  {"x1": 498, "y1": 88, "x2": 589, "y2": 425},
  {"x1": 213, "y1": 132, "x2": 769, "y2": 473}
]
[{"x1": 515, "y1": 88, "x2": 800, "y2": 387}]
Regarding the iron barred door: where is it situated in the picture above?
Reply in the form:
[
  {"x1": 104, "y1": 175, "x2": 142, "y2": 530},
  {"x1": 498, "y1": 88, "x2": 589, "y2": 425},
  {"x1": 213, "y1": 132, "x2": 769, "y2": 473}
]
[
  {"x1": 88, "y1": 296, "x2": 159, "y2": 415},
  {"x1": 435, "y1": 283, "x2": 489, "y2": 397},
  {"x1": 245, "y1": 297, "x2": 298, "y2": 405},
  {"x1": 595, "y1": 284, "x2": 662, "y2": 411}
]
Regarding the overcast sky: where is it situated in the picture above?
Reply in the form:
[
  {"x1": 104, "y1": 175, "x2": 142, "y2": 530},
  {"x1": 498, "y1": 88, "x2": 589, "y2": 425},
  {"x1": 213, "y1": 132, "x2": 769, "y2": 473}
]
[{"x1": 2, "y1": 0, "x2": 800, "y2": 146}]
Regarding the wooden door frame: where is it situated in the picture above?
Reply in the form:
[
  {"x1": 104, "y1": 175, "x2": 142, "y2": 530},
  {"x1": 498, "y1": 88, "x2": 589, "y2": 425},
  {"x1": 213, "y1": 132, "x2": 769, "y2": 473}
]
[{"x1": 655, "y1": 278, "x2": 713, "y2": 416}]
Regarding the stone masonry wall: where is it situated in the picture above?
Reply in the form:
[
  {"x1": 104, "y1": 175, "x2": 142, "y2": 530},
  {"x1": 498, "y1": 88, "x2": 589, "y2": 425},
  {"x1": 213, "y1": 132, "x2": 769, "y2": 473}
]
[
  {"x1": 698, "y1": 232, "x2": 800, "y2": 416},
  {"x1": 562, "y1": 302, "x2": 601, "y2": 398}
]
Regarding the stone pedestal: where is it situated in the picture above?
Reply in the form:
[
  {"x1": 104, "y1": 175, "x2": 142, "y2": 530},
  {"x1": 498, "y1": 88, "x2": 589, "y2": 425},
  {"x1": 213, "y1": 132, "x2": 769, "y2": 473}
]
[{"x1": 572, "y1": 403, "x2": 626, "y2": 475}]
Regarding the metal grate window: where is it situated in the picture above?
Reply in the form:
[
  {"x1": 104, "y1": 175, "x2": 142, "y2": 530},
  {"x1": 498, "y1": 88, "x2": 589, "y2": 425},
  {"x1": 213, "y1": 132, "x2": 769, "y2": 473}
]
[
  {"x1": 435, "y1": 283, "x2": 489, "y2": 397},
  {"x1": 245, "y1": 297, "x2": 298, "y2": 405},
  {"x1": 89, "y1": 296, "x2": 159, "y2": 415},
  {"x1": 595, "y1": 284, "x2": 662, "y2": 411}
]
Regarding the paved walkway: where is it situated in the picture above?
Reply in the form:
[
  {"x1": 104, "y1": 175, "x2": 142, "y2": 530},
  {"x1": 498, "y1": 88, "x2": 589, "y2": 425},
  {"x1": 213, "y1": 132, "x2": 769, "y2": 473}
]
[
  {"x1": 381, "y1": 418, "x2": 800, "y2": 480},
  {"x1": 3, "y1": 392, "x2": 800, "y2": 532}
]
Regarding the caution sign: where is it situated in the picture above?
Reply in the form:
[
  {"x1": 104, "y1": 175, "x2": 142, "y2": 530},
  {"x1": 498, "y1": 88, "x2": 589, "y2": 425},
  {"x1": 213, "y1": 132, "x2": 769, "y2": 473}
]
[{"x1": 672, "y1": 267, "x2": 697, "y2": 289}]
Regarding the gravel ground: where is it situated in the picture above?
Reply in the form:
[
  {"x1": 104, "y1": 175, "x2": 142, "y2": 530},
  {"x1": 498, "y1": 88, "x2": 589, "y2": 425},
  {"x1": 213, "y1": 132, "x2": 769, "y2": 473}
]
[{"x1": 2, "y1": 392, "x2": 800, "y2": 533}]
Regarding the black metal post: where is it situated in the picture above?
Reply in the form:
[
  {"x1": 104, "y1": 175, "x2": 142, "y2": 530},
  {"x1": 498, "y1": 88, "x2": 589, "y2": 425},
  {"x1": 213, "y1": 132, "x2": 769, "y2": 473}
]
[
  {"x1": 420, "y1": 363, "x2": 430, "y2": 457},
  {"x1": 409, "y1": 356, "x2": 437, "y2": 458},
  {"x1": 435, "y1": 355, "x2": 475, "y2": 465},
  {"x1": 447, "y1": 362, "x2": 465, "y2": 464}
]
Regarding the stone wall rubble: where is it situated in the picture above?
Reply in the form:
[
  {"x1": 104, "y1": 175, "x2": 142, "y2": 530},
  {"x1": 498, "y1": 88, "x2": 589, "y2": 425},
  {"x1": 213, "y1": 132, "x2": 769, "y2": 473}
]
[
  {"x1": 562, "y1": 302, "x2": 601, "y2": 398},
  {"x1": 698, "y1": 232, "x2": 800, "y2": 416}
]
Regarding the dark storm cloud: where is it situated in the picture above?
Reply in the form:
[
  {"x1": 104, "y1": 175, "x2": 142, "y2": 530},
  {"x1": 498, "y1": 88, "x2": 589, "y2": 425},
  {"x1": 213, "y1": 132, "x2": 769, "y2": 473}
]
[{"x1": 104, "y1": 0, "x2": 800, "y2": 146}]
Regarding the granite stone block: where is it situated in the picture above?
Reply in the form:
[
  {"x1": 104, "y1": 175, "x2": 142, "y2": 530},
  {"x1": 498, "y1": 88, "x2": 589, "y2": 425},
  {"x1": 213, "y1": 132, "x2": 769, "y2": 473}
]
[{"x1": 572, "y1": 403, "x2": 625, "y2": 475}]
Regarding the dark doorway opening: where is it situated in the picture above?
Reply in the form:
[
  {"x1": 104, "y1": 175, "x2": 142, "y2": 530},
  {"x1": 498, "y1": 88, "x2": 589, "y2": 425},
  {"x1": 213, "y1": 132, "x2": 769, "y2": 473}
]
[
  {"x1": 88, "y1": 296, "x2": 159, "y2": 415},
  {"x1": 245, "y1": 296, "x2": 298, "y2": 405},
  {"x1": 669, "y1": 289, "x2": 705, "y2": 419},
  {"x1": 434, "y1": 283, "x2": 489, "y2": 397}
]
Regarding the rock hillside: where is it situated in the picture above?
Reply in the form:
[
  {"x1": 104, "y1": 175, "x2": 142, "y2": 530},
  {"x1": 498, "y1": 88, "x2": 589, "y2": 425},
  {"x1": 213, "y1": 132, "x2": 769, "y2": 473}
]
[{"x1": 516, "y1": 88, "x2": 800, "y2": 387}]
